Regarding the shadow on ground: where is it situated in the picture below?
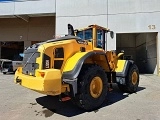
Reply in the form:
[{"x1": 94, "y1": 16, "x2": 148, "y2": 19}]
[{"x1": 36, "y1": 84, "x2": 145, "y2": 117}]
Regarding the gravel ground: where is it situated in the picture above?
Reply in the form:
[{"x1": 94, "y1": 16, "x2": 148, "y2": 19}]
[{"x1": 0, "y1": 73, "x2": 160, "y2": 120}]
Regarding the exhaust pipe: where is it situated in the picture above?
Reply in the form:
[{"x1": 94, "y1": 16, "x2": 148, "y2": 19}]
[{"x1": 68, "y1": 24, "x2": 75, "y2": 36}]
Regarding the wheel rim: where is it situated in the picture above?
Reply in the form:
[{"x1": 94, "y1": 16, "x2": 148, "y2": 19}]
[
  {"x1": 132, "y1": 71, "x2": 138, "y2": 85},
  {"x1": 90, "y1": 76, "x2": 103, "y2": 98}
]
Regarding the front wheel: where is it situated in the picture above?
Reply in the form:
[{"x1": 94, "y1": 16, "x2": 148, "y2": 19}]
[
  {"x1": 118, "y1": 64, "x2": 139, "y2": 93},
  {"x1": 74, "y1": 64, "x2": 108, "y2": 110}
]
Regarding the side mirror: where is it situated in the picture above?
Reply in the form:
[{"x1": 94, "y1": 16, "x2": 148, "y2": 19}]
[{"x1": 110, "y1": 31, "x2": 114, "y2": 39}]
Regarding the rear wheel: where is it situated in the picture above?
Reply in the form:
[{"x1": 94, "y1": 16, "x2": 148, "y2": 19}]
[
  {"x1": 118, "y1": 64, "x2": 139, "y2": 93},
  {"x1": 74, "y1": 64, "x2": 108, "y2": 110}
]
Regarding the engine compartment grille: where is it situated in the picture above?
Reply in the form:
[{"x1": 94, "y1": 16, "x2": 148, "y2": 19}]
[
  {"x1": 22, "y1": 48, "x2": 40, "y2": 76},
  {"x1": 54, "y1": 48, "x2": 64, "y2": 69}
]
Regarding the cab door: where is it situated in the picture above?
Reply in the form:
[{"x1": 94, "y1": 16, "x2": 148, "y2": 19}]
[{"x1": 96, "y1": 29, "x2": 106, "y2": 50}]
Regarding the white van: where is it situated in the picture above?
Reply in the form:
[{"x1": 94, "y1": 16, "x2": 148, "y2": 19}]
[
  {"x1": 12, "y1": 61, "x2": 23, "y2": 71},
  {"x1": 1, "y1": 60, "x2": 22, "y2": 74}
]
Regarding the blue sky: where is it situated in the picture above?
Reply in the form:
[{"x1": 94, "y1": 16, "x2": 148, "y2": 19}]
[{"x1": 0, "y1": 0, "x2": 14, "y2": 1}]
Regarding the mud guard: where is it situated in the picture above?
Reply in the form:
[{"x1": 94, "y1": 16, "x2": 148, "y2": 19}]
[
  {"x1": 116, "y1": 60, "x2": 134, "y2": 77},
  {"x1": 63, "y1": 51, "x2": 109, "y2": 79},
  {"x1": 62, "y1": 52, "x2": 93, "y2": 79},
  {"x1": 62, "y1": 51, "x2": 109, "y2": 95},
  {"x1": 115, "y1": 60, "x2": 134, "y2": 84}
]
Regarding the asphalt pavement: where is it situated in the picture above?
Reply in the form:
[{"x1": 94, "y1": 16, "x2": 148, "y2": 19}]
[{"x1": 0, "y1": 73, "x2": 160, "y2": 120}]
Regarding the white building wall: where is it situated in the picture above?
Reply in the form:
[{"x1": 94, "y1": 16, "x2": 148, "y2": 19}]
[
  {"x1": 158, "y1": 34, "x2": 160, "y2": 75},
  {"x1": 0, "y1": 2, "x2": 15, "y2": 16},
  {"x1": 56, "y1": 0, "x2": 108, "y2": 35},
  {"x1": 56, "y1": 0, "x2": 160, "y2": 33},
  {"x1": 56, "y1": 0, "x2": 160, "y2": 74},
  {"x1": 0, "y1": 0, "x2": 56, "y2": 16},
  {"x1": 56, "y1": 0, "x2": 116, "y2": 50},
  {"x1": 0, "y1": 0, "x2": 159, "y2": 74},
  {"x1": 108, "y1": 0, "x2": 160, "y2": 75}
]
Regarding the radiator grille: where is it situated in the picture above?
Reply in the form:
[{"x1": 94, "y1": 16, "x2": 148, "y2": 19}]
[{"x1": 22, "y1": 49, "x2": 40, "y2": 76}]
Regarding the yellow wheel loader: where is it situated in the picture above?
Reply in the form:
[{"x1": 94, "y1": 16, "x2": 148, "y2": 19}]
[{"x1": 14, "y1": 24, "x2": 139, "y2": 110}]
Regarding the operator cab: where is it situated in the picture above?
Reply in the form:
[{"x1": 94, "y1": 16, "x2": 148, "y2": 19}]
[{"x1": 75, "y1": 25, "x2": 113, "y2": 50}]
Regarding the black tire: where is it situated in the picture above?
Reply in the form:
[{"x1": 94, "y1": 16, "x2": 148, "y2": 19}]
[
  {"x1": 118, "y1": 64, "x2": 139, "y2": 93},
  {"x1": 3, "y1": 72, "x2": 6, "y2": 74},
  {"x1": 74, "y1": 64, "x2": 108, "y2": 110}
]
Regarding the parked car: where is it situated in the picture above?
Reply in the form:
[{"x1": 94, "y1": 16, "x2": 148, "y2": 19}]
[
  {"x1": 0, "y1": 59, "x2": 12, "y2": 74},
  {"x1": 1, "y1": 59, "x2": 22, "y2": 74}
]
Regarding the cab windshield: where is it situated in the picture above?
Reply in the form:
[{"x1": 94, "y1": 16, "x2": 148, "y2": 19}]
[{"x1": 76, "y1": 28, "x2": 92, "y2": 41}]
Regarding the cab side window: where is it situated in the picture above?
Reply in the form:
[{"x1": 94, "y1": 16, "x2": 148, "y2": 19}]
[{"x1": 97, "y1": 29, "x2": 103, "y2": 48}]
